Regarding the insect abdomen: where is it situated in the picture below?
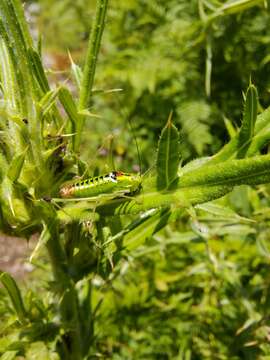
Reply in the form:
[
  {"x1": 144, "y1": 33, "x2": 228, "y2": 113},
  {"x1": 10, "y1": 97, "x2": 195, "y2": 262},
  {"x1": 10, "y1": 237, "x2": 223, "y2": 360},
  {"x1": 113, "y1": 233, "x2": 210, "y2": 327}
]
[{"x1": 60, "y1": 174, "x2": 116, "y2": 198}]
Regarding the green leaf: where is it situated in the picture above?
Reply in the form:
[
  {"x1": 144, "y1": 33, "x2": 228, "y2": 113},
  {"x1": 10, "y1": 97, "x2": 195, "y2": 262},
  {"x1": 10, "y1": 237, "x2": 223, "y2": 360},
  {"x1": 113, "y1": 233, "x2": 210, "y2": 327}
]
[
  {"x1": 0, "y1": 0, "x2": 35, "y2": 113},
  {"x1": 256, "y1": 234, "x2": 270, "y2": 258},
  {"x1": 177, "y1": 101, "x2": 212, "y2": 155},
  {"x1": 1, "y1": 177, "x2": 16, "y2": 217},
  {"x1": 224, "y1": 116, "x2": 237, "y2": 139},
  {"x1": 58, "y1": 87, "x2": 81, "y2": 150},
  {"x1": 28, "y1": 47, "x2": 50, "y2": 94},
  {"x1": 77, "y1": 109, "x2": 101, "y2": 118},
  {"x1": 57, "y1": 202, "x2": 99, "y2": 223},
  {"x1": 68, "y1": 51, "x2": 82, "y2": 90},
  {"x1": 0, "y1": 272, "x2": 27, "y2": 324},
  {"x1": 0, "y1": 33, "x2": 23, "y2": 114},
  {"x1": 9, "y1": 0, "x2": 33, "y2": 48},
  {"x1": 212, "y1": 0, "x2": 264, "y2": 17},
  {"x1": 7, "y1": 150, "x2": 26, "y2": 182},
  {"x1": 25, "y1": 341, "x2": 60, "y2": 360},
  {"x1": 156, "y1": 112, "x2": 180, "y2": 190},
  {"x1": 58, "y1": 87, "x2": 79, "y2": 130},
  {"x1": 123, "y1": 208, "x2": 171, "y2": 251},
  {"x1": 29, "y1": 222, "x2": 50, "y2": 262},
  {"x1": 195, "y1": 203, "x2": 255, "y2": 223},
  {"x1": 208, "y1": 94, "x2": 269, "y2": 164},
  {"x1": 39, "y1": 87, "x2": 61, "y2": 116},
  {"x1": 133, "y1": 230, "x2": 198, "y2": 258},
  {"x1": 105, "y1": 208, "x2": 171, "y2": 253},
  {"x1": 0, "y1": 351, "x2": 18, "y2": 360},
  {"x1": 237, "y1": 83, "x2": 258, "y2": 158}
]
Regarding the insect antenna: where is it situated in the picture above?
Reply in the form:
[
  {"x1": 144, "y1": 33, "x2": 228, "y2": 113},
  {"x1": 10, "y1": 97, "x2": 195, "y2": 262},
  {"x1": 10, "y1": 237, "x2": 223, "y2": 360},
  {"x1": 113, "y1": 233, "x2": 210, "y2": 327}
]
[
  {"x1": 114, "y1": 94, "x2": 142, "y2": 176},
  {"x1": 108, "y1": 134, "x2": 116, "y2": 171},
  {"x1": 127, "y1": 114, "x2": 142, "y2": 176}
]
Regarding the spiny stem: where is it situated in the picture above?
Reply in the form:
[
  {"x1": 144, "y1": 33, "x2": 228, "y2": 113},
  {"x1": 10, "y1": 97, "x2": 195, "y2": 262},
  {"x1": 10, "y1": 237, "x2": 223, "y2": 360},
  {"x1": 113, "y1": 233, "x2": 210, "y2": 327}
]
[
  {"x1": 76, "y1": 0, "x2": 109, "y2": 151},
  {"x1": 96, "y1": 153, "x2": 270, "y2": 216},
  {"x1": 45, "y1": 219, "x2": 82, "y2": 359}
]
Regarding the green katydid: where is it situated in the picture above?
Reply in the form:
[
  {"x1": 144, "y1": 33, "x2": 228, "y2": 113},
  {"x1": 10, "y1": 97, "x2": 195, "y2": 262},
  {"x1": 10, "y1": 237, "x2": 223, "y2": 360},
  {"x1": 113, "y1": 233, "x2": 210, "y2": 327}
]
[
  {"x1": 59, "y1": 97, "x2": 144, "y2": 201},
  {"x1": 59, "y1": 171, "x2": 142, "y2": 200}
]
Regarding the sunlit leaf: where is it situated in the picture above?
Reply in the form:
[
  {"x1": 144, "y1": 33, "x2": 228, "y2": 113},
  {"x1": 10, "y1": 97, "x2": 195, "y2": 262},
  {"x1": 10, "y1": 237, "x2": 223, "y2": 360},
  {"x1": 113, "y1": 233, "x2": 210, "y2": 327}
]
[
  {"x1": 196, "y1": 202, "x2": 255, "y2": 223},
  {"x1": 28, "y1": 47, "x2": 50, "y2": 94},
  {"x1": 121, "y1": 208, "x2": 170, "y2": 251},
  {"x1": 39, "y1": 87, "x2": 61, "y2": 116},
  {"x1": 68, "y1": 51, "x2": 82, "y2": 90},
  {"x1": 0, "y1": 272, "x2": 27, "y2": 324},
  {"x1": 29, "y1": 222, "x2": 50, "y2": 263},
  {"x1": 237, "y1": 83, "x2": 258, "y2": 158},
  {"x1": 156, "y1": 112, "x2": 180, "y2": 190},
  {"x1": 7, "y1": 151, "x2": 26, "y2": 182},
  {"x1": 58, "y1": 86, "x2": 79, "y2": 131}
]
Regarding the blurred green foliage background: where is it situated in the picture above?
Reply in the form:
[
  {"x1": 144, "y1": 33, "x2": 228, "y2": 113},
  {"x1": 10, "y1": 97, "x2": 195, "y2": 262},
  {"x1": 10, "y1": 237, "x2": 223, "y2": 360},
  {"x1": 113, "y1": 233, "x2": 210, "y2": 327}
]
[
  {"x1": 30, "y1": 0, "x2": 270, "y2": 168},
  {"x1": 2, "y1": 0, "x2": 270, "y2": 358}
]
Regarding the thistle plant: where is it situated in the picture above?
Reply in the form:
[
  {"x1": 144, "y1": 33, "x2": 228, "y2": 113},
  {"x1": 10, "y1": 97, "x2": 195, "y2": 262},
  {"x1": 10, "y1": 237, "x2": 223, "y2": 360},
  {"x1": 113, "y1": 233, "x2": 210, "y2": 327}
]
[{"x1": 1, "y1": 0, "x2": 270, "y2": 358}]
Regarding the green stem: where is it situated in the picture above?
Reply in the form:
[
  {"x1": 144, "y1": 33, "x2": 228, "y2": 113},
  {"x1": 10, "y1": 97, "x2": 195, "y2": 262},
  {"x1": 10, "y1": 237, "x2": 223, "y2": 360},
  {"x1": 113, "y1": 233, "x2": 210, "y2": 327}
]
[
  {"x1": 97, "y1": 153, "x2": 270, "y2": 216},
  {"x1": 45, "y1": 219, "x2": 82, "y2": 360},
  {"x1": 97, "y1": 185, "x2": 232, "y2": 216},
  {"x1": 76, "y1": 0, "x2": 109, "y2": 151}
]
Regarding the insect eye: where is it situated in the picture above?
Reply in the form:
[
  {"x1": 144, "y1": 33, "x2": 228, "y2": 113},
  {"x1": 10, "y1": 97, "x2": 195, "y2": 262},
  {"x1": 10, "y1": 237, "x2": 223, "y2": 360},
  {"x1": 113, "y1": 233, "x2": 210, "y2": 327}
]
[
  {"x1": 108, "y1": 172, "x2": 117, "y2": 182},
  {"x1": 109, "y1": 172, "x2": 116, "y2": 179}
]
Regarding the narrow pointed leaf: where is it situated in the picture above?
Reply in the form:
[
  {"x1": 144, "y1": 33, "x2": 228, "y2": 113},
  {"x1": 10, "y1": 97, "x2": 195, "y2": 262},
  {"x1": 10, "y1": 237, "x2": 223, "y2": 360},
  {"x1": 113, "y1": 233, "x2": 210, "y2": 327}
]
[
  {"x1": 237, "y1": 84, "x2": 258, "y2": 157},
  {"x1": 224, "y1": 116, "x2": 237, "y2": 139},
  {"x1": 0, "y1": 271, "x2": 27, "y2": 323},
  {"x1": 39, "y1": 87, "x2": 61, "y2": 116},
  {"x1": 28, "y1": 47, "x2": 50, "y2": 94},
  {"x1": 8, "y1": 0, "x2": 33, "y2": 48},
  {"x1": 29, "y1": 222, "x2": 50, "y2": 262},
  {"x1": 78, "y1": 109, "x2": 102, "y2": 118},
  {"x1": 106, "y1": 208, "x2": 171, "y2": 253},
  {"x1": 58, "y1": 87, "x2": 79, "y2": 129},
  {"x1": 196, "y1": 203, "x2": 255, "y2": 223},
  {"x1": 208, "y1": 94, "x2": 270, "y2": 164},
  {"x1": 213, "y1": 0, "x2": 264, "y2": 17},
  {"x1": 68, "y1": 52, "x2": 82, "y2": 90},
  {"x1": 1, "y1": 177, "x2": 16, "y2": 216},
  {"x1": 156, "y1": 113, "x2": 180, "y2": 190},
  {"x1": 0, "y1": 351, "x2": 18, "y2": 360},
  {"x1": 7, "y1": 151, "x2": 26, "y2": 182},
  {"x1": 0, "y1": 0, "x2": 34, "y2": 105},
  {"x1": 0, "y1": 32, "x2": 24, "y2": 113},
  {"x1": 123, "y1": 208, "x2": 171, "y2": 251},
  {"x1": 58, "y1": 87, "x2": 80, "y2": 150}
]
